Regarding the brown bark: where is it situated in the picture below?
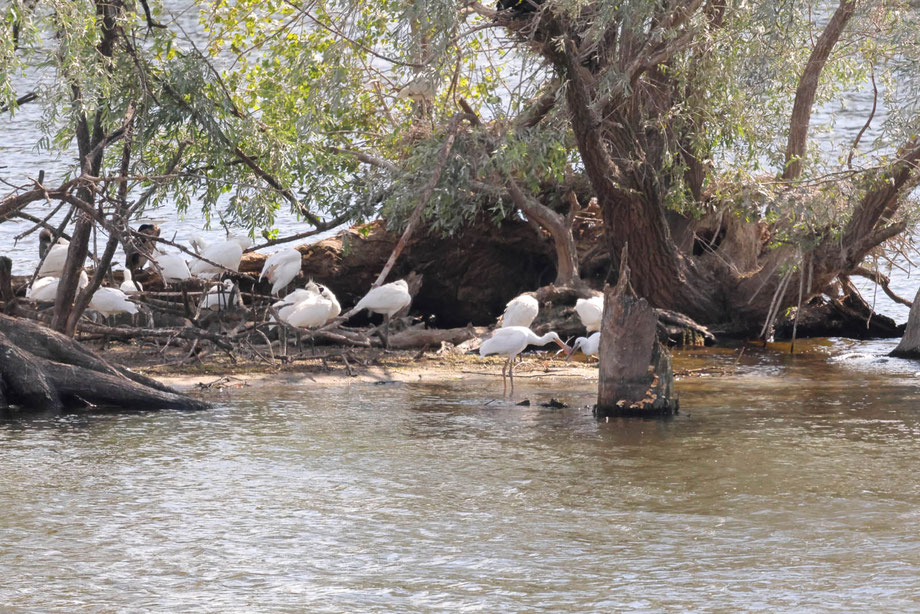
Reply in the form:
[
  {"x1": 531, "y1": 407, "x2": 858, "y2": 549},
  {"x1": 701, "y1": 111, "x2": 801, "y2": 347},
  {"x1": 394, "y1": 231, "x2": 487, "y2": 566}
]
[
  {"x1": 782, "y1": 0, "x2": 857, "y2": 180},
  {"x1": 596, "y1": 253, "x2": 678, "y2": 417},
  {"x1": 0, "y1": 314, "x2": 208, "y2": 413}
]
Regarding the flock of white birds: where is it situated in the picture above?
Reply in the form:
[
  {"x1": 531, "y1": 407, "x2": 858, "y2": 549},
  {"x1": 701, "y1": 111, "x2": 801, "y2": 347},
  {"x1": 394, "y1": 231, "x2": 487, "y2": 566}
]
[{"x1": 26, "y1": 228, "x2": 604, "y2": 388}]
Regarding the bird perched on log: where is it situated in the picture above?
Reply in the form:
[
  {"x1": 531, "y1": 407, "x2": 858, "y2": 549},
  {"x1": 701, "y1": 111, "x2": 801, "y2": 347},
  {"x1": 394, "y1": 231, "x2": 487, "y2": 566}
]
[
  {"x1": 28, "y1": 271, "x2": 89, "y2": 303},
  {"x1": 151, "y1": 250, "x2": 191, "y2": 284},
  {"x1": 259, "y1": 248, "x2": 302, "y2": 295},
  {"x1": 189, "y1": 236, "x2": 252, "y2": 277},
  {"x1": 120, "y1": 269, "x2": 142, "y2": 294},
  {"x1": 199, "y1": 279, "x2": 241, "y2": 311},
  {"x1": 37, "y1": 237, "x2": 74, "y2": 277},
  {"x1": 500, "y1": 292, "x2": 539, "y2": 328},
  {"x1": 575, "y1": 296, "x2": 603, "y2": 332},
  {"x1": 353, "y1": 279, "x2": 412, "y2": 348},
  {"x1": 125, "y1": 223, "x2": 161, "y2": 272},
  {"x1": 479, "y1": 326, "x2": 571, "y2": 394},
  {"x1": 90, "y1": 287, "x2": 139, "y2": 321}
]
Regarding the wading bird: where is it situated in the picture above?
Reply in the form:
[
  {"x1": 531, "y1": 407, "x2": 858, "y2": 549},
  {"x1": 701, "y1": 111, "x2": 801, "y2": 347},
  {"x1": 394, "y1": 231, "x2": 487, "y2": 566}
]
[
  {"x1": 479, "y1": 326, "x2": 570, "y2": 394},
  {"x1": 38, "y1": 228, "x2": 55, "y2": 259},
  {"x1": 259, "y1": 248, "x2": 302, "y2": 295},
  {"x1": 199, "y1": 279, "x2": 241, "y2": 311},
  {"x1": 575, "y1": 296, "x2": 603, "y2": 332},
  {"x1": 500, "y1": 292, "x2": 538, "y2": 328},
  {"x1": 569, "y1": 332, "x2": 600, "y2": 359},
  {"x1": 353, "y1": 279, "x2": 412, "y2": 348},
  {"x1": 37, "y1": 237, "x2": 74, "y2": 277}
]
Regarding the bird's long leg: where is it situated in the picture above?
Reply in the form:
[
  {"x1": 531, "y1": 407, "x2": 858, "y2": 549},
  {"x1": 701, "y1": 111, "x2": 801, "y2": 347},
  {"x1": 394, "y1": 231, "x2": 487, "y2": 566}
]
[
  {"x1": 501, "y1": 359, "x2": 508, "y2": 395},
  {"x1": 310, "y1": 331, "x2": 316, "y2": 355},
  {"x1": 509, "y1": 355, "x2": 515, "y2": 396},
  {"x1": 382, "y1": 314, "x2": 390, "y2": 350}
]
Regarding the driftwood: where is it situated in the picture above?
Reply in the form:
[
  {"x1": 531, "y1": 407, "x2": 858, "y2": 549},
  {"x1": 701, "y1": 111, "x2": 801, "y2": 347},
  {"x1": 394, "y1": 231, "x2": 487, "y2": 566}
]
[
  {"x1": 0, "y1": 313, "x2": 208, "y2": 413},
  {"x1": 596, "y1": 249, "x2": 678, "y2": 417},
  {"x1": 891, "y1": 285, "x2": 920, "y2": 358}
]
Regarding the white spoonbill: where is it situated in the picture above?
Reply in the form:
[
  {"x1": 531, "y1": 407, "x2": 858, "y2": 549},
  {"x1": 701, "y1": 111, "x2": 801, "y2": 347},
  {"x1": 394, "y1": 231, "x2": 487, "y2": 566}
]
[
  {"x1": 500, "y1": 292, "x2": 538, "y2": 328},
  {"x1": 199, "y1": 279, "x2": 242, "y2": 311},
  {"x1": 479, "y1": 326, "x2": 571, "y2": 394},
  {"x1": 151, "y1": 250, "x2": 191, "y2": 284},
  {"x1": 285, "y1": 293, "x2": 337, "y2": 329},
  {"x1": 189, "y1": 236, "x2": 252, "y2": 277},
  {"x1": 569, "y1": 332, "x2": 600, "y2": 359},
  {"x1": 270, "y1": 283, "x2": 320, "y2": 323},
  {"x1": 90, "y1": 287, "x2": 138, "y2": 320},
  {"x1": 37, "y1": 238, "x2": 75, "y2": 277},
  {"x1": 28, "y1": 271, "x2": 89, "y2": 303},
  {"x1": 259, "y1": 248, "x2": 302, "y2": 295},
  {"x1": 575, "y1": 296, "x2": 604, "y2": 332},
  {"x1": 353, "y1": 279, "x2": 412, "y2": 348},
  {"x1": 120, "y1": 269, "x2": 143, "y2": 294}
]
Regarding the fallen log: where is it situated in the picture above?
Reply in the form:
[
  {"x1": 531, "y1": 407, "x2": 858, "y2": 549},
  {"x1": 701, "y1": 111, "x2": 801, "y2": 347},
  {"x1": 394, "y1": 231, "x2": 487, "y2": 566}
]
[{"x1": 0, "y1": 313, "x2": 209, "y2": 413}]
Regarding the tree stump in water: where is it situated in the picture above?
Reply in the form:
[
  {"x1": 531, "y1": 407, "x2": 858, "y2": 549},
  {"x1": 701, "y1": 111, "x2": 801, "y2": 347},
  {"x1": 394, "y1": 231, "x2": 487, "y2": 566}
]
[
  {"x1": 891, "y1": 285, "x2": 920, "y2": 358},
  {"x1": 0, "y1": 313, "x2": 209, "y2": 414},
  {"x1": 596, "y1": 252, "x2": 678, "y2": 418}
]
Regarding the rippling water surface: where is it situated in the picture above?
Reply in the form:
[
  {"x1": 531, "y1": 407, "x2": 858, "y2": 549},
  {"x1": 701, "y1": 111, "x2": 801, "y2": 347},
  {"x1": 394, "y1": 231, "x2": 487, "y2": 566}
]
[{"x1": 2, "y1": 339, "x2": 920, "y2": 612}]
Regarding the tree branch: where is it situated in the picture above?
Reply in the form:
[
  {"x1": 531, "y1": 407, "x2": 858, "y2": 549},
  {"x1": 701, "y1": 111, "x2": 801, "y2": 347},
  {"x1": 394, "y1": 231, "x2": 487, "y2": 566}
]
[{"x1": 782, "y1": 0, "x2": 857, "y2": 180}]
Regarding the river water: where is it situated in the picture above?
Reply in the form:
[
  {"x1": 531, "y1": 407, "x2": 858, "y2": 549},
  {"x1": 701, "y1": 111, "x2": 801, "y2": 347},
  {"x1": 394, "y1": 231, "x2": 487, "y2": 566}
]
[{"x1": 2, "y1": 340, "x2": 920, "y2": 611}]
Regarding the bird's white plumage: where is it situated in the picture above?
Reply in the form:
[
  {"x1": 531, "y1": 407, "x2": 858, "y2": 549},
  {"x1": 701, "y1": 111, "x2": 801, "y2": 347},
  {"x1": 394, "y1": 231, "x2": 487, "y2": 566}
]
[
  {"x1": 37, "y1": 239, "x2": 75, "y2": 277},
  {"x1": 260, "y1": 248, "x2": 302, "y2": 295},
  {"x1": 90, "y1": 287, "x2": 138, "y2": 317},
  {"x1": 480, "y1": 326, "x2": 567, "y2": 361},
  {"x1": 571, "y1": 332, "x2": 601, "y2": 357},
  {"x1": 199, "y1": 280, "x2": 241, "y2": 310},
  {"x1": 152, "y1": 251, "x2": 191, "y2": 283},
  {"x1": 120, "y1": 269, "x2": 142, "y2": 294},
  {"x1": 189, "y1": 237, "x2": 250, "y2": 277},
  {"x1": 501, "y1": 293, "x2": 539, "y2": 328},
  {"x1": 575, "y1": 296, "x2": 604, "y2": 332},
  {"x1": 28, "y1": 271, "x2": 89, "y2": 302},
  {"x1": 285, "y1": 294, "x2": 336, "y2": 329},
  {"x1": 354, "y1": 279, "x2": 411, "y2": 317}
]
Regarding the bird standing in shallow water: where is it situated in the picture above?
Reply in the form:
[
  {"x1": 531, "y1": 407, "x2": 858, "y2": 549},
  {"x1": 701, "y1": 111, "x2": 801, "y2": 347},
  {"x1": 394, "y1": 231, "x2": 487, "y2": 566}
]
[
  {"x1": 569, "y1": 331, "x2": 600, "y2": 359},
  {"x1": 479, "y1": 326, "x2": 571, "y2": 395},
  {"x1": 500, "y1": 292, "x2": 538, "y2": 328},
  {"x1": 353, "y1": 279, "x2": 412, "y2": 349}
]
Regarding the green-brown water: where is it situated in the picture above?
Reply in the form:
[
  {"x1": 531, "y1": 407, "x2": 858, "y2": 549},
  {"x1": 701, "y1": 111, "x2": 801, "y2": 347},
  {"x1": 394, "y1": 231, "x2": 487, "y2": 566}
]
[{"x1": 2, "y1": 339, "x2": 920, "y2": 612}]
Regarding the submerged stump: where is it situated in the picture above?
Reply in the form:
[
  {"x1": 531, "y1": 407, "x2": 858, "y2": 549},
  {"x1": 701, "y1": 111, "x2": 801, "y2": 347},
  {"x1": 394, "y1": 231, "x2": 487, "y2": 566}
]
[{"x1": 596, "y1": 251, "x2": 678, "y2": 418}]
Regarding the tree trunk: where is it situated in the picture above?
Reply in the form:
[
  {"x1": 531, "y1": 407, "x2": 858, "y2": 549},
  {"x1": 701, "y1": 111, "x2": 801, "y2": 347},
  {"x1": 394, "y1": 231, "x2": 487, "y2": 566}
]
[
  {"x1": 891, "y1": 285, "x2": 920, "y2": 358},
  {"x1": 0, "y1": 313, "x2": 208, "y2": 413},
  {"x1": 596, "y1": 252, "x2": 678, "y2": 417}
]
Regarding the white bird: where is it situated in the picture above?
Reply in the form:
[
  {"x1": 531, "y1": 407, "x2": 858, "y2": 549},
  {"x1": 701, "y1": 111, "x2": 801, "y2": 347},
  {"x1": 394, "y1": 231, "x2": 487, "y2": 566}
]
[
  {"x1": 120, "y1": 269, "x2": 142, "y2": 294},
  {"x1": 575, "y1": 296, "x2": 604, "y2": 332},
  {"x1": 151, "y1": 250, "x2": 191, "y2": 284},
  {"x1": 38, "y1": 228, "x2": 55, "y2": 258},
  {"x1": 90, "y1": 287, "x2": 138, "y2": 319},
  {"x1": 189, "y1": 236, "x2": 252, "y2": 277},
  {"x1": 569, "y1": 332, "x2": 601, "y2": 359},
  {"x1": 479, "y1": 326, "x2": 571, "y2": 394},
  {"x1": 199, "y1": 279, "x2": 241, "y2": 311},
  {"x1": 317, "y1": 284, "x2": 341, "y2": 319},
  {"x1": 28, "y1": 271, "x2": 89, "y2": 303},
  {"x1": 259, "y1": 248, "x2": 302, "y2": 295},
  {"x1": 271, "y1": 283, "x2": 320, "y2": 322},
  {"x1": 500, "y1": 293, "x2": 539, "y2": 328},
  {"x1": 37, "y1": 238, "x2": 75, "y2": 277},
  {"x1": 353, "y1": 279, "x2": 412, "y2": 348},
  {"x1": 285, "y1": 293, "x2": 336, "y2": 329}
]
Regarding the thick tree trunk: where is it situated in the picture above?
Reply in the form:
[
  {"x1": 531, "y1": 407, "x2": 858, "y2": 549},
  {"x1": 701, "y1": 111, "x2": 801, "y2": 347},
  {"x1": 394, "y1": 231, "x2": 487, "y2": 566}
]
[
  {"x1": 0, "y1": 313, "x2": 208, "y2": 413},
  {"x1": 596, "y1": 253, "x2": 678, "y2": 417},
  {"x1": 891, "y1": 285, "x2": 920, "y2": 358}
]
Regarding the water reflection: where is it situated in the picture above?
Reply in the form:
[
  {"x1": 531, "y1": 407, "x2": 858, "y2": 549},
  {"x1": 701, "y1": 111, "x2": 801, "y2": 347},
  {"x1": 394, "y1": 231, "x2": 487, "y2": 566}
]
[{"x1": 2, "y1": 340, "x2": 920, "y2": 610}]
